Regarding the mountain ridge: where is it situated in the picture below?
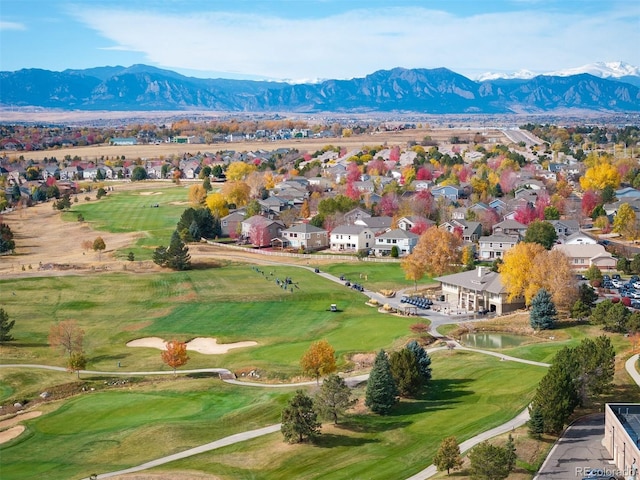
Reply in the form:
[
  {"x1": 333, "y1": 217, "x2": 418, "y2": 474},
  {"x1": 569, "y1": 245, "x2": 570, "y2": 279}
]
[{"x1": 1, "y1": 64, "x2": 639, "y2": 113}]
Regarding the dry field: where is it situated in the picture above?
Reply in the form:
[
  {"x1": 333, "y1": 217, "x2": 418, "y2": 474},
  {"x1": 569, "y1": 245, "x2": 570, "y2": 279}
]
[{"x1": 3, "y1": 127, "x2": 508, "y2": 162}]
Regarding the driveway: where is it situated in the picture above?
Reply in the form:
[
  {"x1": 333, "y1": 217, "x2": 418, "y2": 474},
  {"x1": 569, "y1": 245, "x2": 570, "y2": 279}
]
[{"x1": 534, "y1": 414, "x2": 616, "y2": 480}]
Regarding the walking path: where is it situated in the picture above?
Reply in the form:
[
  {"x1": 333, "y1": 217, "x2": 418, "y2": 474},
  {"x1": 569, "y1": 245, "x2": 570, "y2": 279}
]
[
  {"x1": 3, "y1": 341, "x2": 549, "y2": 480},
  {"x1": 626, "y1": 354, "x2": 640, "y2": 387}
]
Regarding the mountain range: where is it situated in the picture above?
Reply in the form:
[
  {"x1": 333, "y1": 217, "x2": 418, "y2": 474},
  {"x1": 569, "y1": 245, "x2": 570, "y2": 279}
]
[{"x1": 1, "y1": 64, "x2": 639, "y2": 114}]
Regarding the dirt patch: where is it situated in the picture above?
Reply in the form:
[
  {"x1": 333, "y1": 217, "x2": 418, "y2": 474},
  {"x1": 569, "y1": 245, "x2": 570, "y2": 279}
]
[
  {"x1": 127, "y1": 337, "x2": 258, "y2": 354},
  {"x1": 0, "y1": 199, "x2": 143, "y2": 278},
  {"x1": 122, "y1": 321, "x2": 153, "y2": 332}
]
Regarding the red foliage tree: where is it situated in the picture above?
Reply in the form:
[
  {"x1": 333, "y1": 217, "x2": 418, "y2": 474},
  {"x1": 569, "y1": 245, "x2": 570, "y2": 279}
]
[
  {"x1": 410, "y1": 220, "x2": 432, "y2": 235},
  {"x1": 457, "y1": 165, "x2": 473, "y2": 183},
  {"x1": 249, "y1": 218, "x2": 271, "y2": 247},
  {"x1": 413, "y1": 190, "x2": 434, "y2": 217},
  {"x1": 499, "y1": 169, "x2": 518, "y2": 194},
  {"x1": 581, "y1": 190, "x2": 601, "y2": 217},
  {"x1": 376, "y1": 193, "x2": 399, "y2": 217},
  {"x1": 389, "y1": 146, "x2": 400, "y2": 162},
  {"x1": 416, "y1": 167, "x2": 432, "y2": 181},
  {"x1": 345, "y1": 182, "x2": 360, "y2": 201},
  {"x1": 514, "y1": 204, "x2": 539, "y2": 225},
  {"x1": 346, "y1": 162, "x2": 361, "y2": 183},
  {"x1": 478, "y1": 208, "x2": 501, "y2": 235}
]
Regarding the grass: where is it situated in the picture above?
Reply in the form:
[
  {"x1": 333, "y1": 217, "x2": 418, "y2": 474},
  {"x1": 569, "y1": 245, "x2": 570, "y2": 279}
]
[
  {"x1": 148, "y1": 350, "x2": 546, "y2": 479},
  {"x1": 0, "y1": 265, "x2": 416, "y2": 395},
  {"x1": 61, "y1": 184, "x2": 189, "y2": 259},
  {"x1": 0, "y1": 378, "x2": 293, "y2": 480},
  {"x1": 322, "y1": 262, "x2": 436, "y2": 291}
]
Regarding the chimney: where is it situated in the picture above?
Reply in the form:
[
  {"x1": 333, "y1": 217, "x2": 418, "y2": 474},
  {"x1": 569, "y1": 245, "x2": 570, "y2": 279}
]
[{"x1": 477, "y1": 266, "x2": 485, "y2": 277}]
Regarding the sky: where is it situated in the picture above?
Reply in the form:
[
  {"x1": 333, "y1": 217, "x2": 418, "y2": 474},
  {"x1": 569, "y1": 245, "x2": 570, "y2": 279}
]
[{"x1": 1, "y1": 0, "x2": 639, "y2": 82}]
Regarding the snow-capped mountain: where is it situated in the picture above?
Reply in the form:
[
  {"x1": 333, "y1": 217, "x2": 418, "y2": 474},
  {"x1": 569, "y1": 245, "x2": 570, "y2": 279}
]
[{"x1": 476, "y1": 61, "x2": 640, "y2": 86}]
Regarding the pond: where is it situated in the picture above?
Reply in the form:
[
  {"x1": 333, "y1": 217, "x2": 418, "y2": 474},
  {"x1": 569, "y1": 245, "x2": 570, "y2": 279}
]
[{"x1": 460, "y1": 332, "x2": 529, "y2": 349}]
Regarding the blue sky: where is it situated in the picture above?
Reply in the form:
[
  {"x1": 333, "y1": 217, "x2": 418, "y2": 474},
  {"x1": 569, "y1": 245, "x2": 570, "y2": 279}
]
[{"x1": 1, "y1": 0, "x2": 639, "y2": 82}]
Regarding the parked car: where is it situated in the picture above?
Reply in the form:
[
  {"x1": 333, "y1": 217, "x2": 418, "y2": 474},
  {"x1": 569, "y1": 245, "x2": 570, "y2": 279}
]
[{"x1": 612, "y1": 274, "x2": 621, "y2": 280}]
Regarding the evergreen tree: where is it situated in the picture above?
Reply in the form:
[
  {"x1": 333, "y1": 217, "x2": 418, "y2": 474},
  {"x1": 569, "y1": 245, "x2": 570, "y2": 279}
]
[
  {"x1": 365, "y1": 350, "x2": 398, "y2": 414},
  {"x1": 530, "y1": 348, "x2": 580, "y2": 433},
  {"x1": 314, "y1": 373, "x2": 355, "y2": 424},
  {"x1": 165, "y1": 230, "x2": 191, "y2": 270},
  {"x1": 152, "y1": 246, "x2": 168, "y2": 267},
  {"x1": 468, "y1": 441, "x2": 511, "y2": 480},
  {"x1": 281, "y1": 390, "x2": 321, "y2": 443},
  {"x1": 528, "y1": 404, "x2": 544, "y2": 438},
  {"x1": 523, "y1": 220, "x2": 558, "y2": 250},
  {"x1": 0, "y1": 308, "x2": 15, "y2": 343},
  {"x1": 188, "y1": 220, "x2": 201, "y2": 242},
  {"x1": 529, "y1": 288, "x2": 557, "y2": 330},
  {"x1": 505, "y1": 434, "x2": 517, "y2": 472},
  {"x1": 389, "y1": 348, "x2": 423, "y2": 398},
  {"x1": 433, "y1": 436, "x2": 463, "y2": 475},
  {"x1": 406, "y1": 340, "x2": 432, "y2": 382},
  {"x1": 618, "y1": 257, "x2": 631, "y2": 274},
  {"x1": 570, "y1": 299, "x2": 591, "y2": 320},
  {"x1": 577, "y1": 283, "x2": 598, "y2": 308}
]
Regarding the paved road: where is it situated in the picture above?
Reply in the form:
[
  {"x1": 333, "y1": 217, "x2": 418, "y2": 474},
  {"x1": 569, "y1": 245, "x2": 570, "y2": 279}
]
[{"x1": 533, "y1": 354, "x2": 640, "y2": 480}]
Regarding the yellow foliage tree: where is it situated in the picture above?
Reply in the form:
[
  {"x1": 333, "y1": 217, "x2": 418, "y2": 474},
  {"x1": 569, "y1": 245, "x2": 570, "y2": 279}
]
[
  {"x1": 205, "y1": 192, "x2": 229, "y2": 218},
  {"x1": 499, "y1": 242, "x2": 546, "y2": 303},
  {"x1": 225, "y1": 162, "x2": 256, "y2": 181},
  {"x1": 527, "y1": 249, "x2": 577, "y2": 311},
  {"x1": 300, "y1": 199, "x2": 310, "y2": 219},
  {"x1": 579, "y1": 161, "x2": 621, "y2": 191},
  {"x1": 613, "y1": 203, "x2": 638, "y2": 239},
  {"x1": 188, "y1": 184, "x2": 207, "y2": 206},
  {"x1": 221, "y1": 181, "x2": 251, "y2": 207},
  {"x1": 300, "y1": 339, "x2": 337, "y2": 384}
]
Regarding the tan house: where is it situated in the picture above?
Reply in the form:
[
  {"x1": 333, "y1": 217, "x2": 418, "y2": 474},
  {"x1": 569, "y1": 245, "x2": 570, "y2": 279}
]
[
  {"x1": 604, "y1": 404, "x2": 640, "y2": 477},
  {"x1": 435, "y1": 266, "x2": 525, "y2": 315},
  {"x1": 553, "y1": 243, "x2": 616, "y2": 271},
  {"x1": 280, "y1": 223, "x2": 328, "y2": 251}
]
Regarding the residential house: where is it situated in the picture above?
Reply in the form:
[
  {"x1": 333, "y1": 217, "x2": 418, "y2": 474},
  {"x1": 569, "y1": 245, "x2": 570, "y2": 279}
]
[
  {"x1": 431, "y1": 185, "x2": 463, "y2": 201},
  {"x1": 60, "y1": 166, "x2": 83, "y2": 181},
  {"x1": 373, "y1": 229, "x2": 419, "y2": 257},
  {"x1": 343, "y1": 207, "x2": 371, "y2": 224},
  {"x1": 549, "y1": 220, "x2": 580, "y2": 240},
  {"x1": 110, "y1": 137, "x2": 137, "y2": 146},
  {"x1": 330, "y1": 225, "x2": 374, "y2": 252},
  {"x1": 240, "y1": 215, "x2": 285, "y2": 247},
  {"x1": 440, "y1": 219, "x2": 482, "y2": 243},
  {"x1": 409, "y1": 179, "x2": 433, "y2": 192},
  {"x1": 353, "y1": 181, "x2": 375, "y2": 193},
  {"x1": 42, "y1": 165, "x2": 60, "y2": 180},
  {"x1": 220, "y1": 211, "x2": 246, "y2": 237},
  {"x1": 435, "y1": 266, "x2": 525, "y2": 316},
  {"x1": 280, "y1": 223, "x2": 328, "y2": 251},
  {"x1": 492, "y1": 219, "x2": 528, "y2": 239},
  {"x1": 553, "y1": 244, "x2": 616, "y2": 271},
  {"x1": 182, "y1": 160, "x2": 201, "y2": 179},
  {"x1": 616, "y1": 187, "x2": 640, "y2": 200},
  {"x1": 478, "y1": 233, "x2": 519, "y2": 260},
  {"x1": 561, "y1": 232, "x2": 597, "y2": 245},
  {"x1": 354, "y1": 216, "x2": 392, "y2": 234},
  {"x1": 397, "y1": 215, "x2": 434, "y2": 232}
]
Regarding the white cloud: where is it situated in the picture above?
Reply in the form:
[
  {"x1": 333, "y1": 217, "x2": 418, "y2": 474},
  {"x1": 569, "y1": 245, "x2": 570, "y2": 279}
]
[
  {"x1": 0, "y1": 21, "x2": 26, "y2": 31},
  {"x1": 69, "y1": 5, "x2": 640, "y2": 81}
]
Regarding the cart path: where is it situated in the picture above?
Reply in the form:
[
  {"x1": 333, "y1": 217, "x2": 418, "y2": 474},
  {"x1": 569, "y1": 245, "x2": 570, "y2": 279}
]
[
  {"x1": 4, "y1": 343, "x2": 549, "y2": 480},
  {"x1": 625, "y1": 354, "x2": 640, "y2": 387}
]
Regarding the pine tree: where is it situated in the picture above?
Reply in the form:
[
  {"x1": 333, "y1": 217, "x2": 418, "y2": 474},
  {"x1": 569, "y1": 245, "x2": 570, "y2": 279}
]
[
  {"x1": 281, "y1": 390, "x2": 321, "y2": 443},
  {"x1": 0, "y1": 308, "x2": 15, "y2": 343},
  {"x1": 166, "y1": 230, "x2": 191, "y2": 270},
  {"x1": 468, "y1": 441, "x2": 511, "y2": 480},
  {"x1": 505, "y1": 434, "x2": 517, "y2": 472},
  {"x1": 314, "y1": 373, "x2": 355, "y2": 424},
  {"x1": 528, "y1": 404, "x2": 544, "y2": 438},
  {"x1": 406, "y1": 340, "x2": 432, "y2": 382},
  {"x1": 389, "y1": 348, "x2": 423, "y2": 398},
  {"x1": 365, "y1": 350, "x2": 398, "y2": 414},
  {"x1": 529, "y1": 288, "x2": 557, "y2": 330}
]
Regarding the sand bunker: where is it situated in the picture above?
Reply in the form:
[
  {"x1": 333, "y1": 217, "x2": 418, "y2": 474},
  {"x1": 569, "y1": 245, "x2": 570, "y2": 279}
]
[
  {"x1": 0, "y1": 411, "x2": 42, "y2": 445},
  {"x1": 127, "y1": 337, "x2": 258, "y2": 354},
  {"x1": 139, "y1": 191, "x2": 163, "y2": 196}
]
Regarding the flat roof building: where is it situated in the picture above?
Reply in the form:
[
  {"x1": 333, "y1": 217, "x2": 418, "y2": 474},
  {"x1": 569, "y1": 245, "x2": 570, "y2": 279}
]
[{"x1": 604, "y1": 403, "x2": 640, "y2": 477}]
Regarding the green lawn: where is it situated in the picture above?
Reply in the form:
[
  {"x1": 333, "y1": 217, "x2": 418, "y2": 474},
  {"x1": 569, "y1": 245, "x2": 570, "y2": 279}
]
[
  {"x1": 62, "y1": 184, "x2": 189, "y2": 259},
  {"x1": 322, "y1": 262, "x2": 435, "y2": 291},
  {"x1": 0, "y1": 265, "x2": 415, "y2": 392},
  {"x1": 152, "y1": 350, "x2": 546, "y2": 480},
  {"x1": 0, "y1": 379, "x2": 292, "y2": 480}
]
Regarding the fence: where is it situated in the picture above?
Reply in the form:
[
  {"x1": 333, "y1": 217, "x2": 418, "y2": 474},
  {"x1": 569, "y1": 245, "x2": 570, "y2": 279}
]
[{"x1": 204, "y1": 240, "x2": 400, "y2": 263}]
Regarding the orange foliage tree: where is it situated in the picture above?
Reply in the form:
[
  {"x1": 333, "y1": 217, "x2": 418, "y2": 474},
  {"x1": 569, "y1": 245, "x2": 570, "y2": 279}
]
[
  {"x1": 300, "y1": 339, "x2": 337, "y2": 384},
  {"x1": 403, "y1": 227, "x2": 462, "y2": 280},
  {"x1": 161, "y1": 340, "x2": 190, "y2": 375}
]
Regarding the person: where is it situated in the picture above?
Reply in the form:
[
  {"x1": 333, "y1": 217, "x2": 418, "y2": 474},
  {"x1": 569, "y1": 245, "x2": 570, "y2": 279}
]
[{"x1": 629, "y1": 458, "x2": 637, "y2": 480}]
